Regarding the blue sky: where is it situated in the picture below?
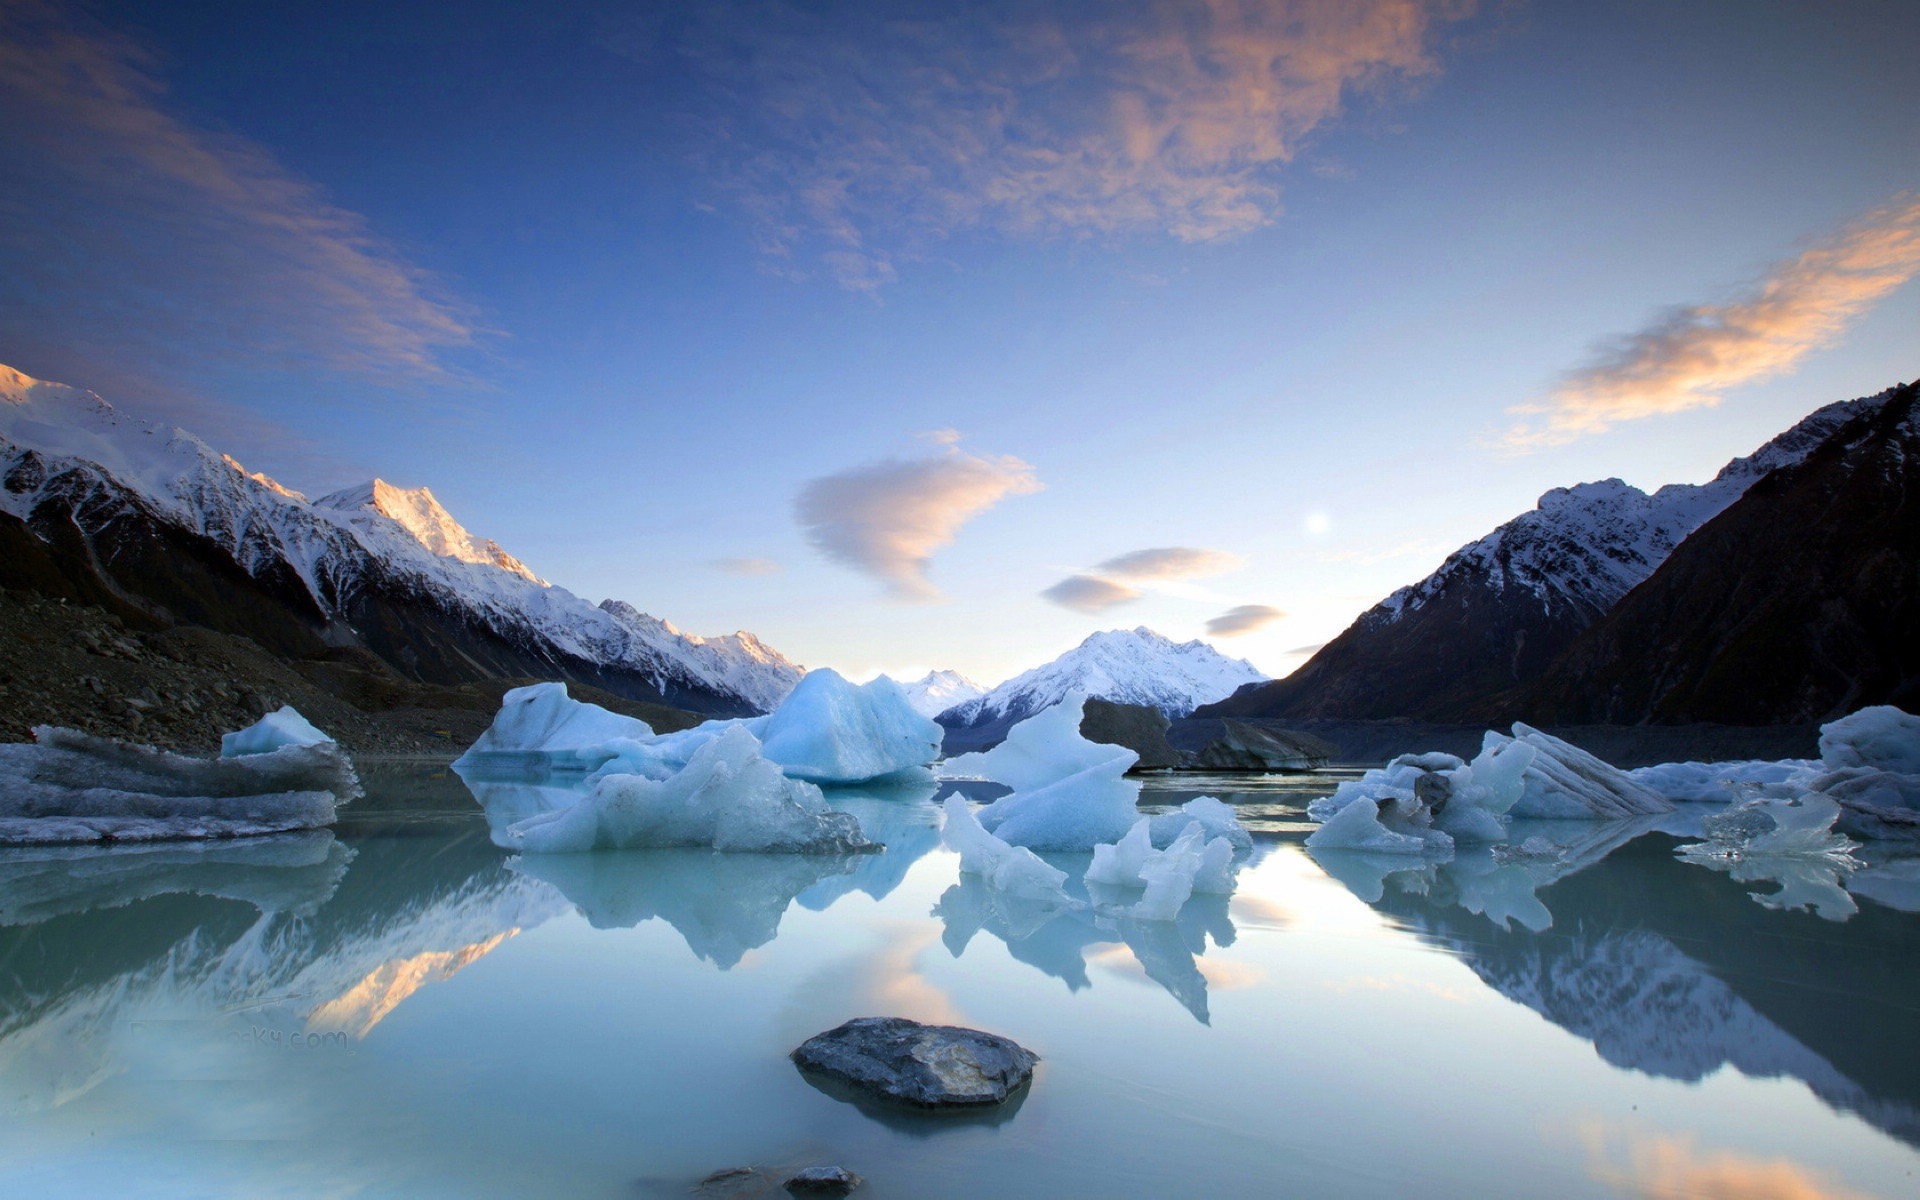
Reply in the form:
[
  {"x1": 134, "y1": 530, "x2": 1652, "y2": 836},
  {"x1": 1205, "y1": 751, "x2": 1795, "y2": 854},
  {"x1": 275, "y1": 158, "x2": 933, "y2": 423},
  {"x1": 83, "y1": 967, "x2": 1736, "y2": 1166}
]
[{"x1": 2, "y1": 0, "x2": 1917, "y2": 684}]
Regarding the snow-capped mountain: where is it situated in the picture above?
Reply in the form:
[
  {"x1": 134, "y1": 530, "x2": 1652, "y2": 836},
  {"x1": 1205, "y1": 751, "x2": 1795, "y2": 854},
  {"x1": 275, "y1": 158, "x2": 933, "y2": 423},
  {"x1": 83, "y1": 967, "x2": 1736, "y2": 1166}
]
[
  {"x1": 1202, "y1": 385, "x2": 1899, "y2": 723},
  {"x1": 893, "y1": 669, "x2": 988, "y2": 718},
  {"x1": 0, "y1": 365, "x2": 802, "y2": 714},
  {"x1": 939, "y1": 627, "x2": 1267, "y2": 733}
]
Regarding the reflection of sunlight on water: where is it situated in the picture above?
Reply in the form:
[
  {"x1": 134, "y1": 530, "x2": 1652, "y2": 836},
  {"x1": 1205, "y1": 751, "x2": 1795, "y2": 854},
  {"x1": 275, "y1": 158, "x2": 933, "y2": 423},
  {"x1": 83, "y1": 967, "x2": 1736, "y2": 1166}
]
[
  {"x1": 1574, "y1": 1119, "x2": 1884, "y2": 1200},
  {"x1": 854, "y1": 921, "x2": 966, "y2": 1027},
  {"x1": 1325, "y1": 975, "x2": 1470, "y2": 1003},
  {"x1": 1230, "y1": 846, "x2": 1400, "y2": 938}
]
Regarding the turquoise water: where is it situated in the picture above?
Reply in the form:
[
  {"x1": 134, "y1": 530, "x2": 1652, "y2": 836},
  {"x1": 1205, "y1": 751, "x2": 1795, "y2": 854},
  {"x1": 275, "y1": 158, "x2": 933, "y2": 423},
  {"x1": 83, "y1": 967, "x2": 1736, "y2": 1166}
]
[{"x1": 1, "y1": 764, "x2": 1916, "y2": 1198}]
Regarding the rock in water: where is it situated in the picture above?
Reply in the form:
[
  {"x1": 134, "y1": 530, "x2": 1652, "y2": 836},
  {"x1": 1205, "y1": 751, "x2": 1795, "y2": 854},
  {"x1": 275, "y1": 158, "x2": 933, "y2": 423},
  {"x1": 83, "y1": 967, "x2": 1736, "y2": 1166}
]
[
  {"x1": 784, "y1": 1166, "x2": 863, "y2": 1196},
  {"x1": 791, "y1": 1017, "x2": 1036, "y2": 1108}
]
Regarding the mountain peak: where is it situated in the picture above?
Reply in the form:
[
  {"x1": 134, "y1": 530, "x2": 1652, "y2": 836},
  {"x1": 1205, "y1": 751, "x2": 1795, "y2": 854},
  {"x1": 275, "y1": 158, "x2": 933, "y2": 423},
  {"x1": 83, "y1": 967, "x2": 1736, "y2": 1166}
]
[
  {"x1": 941, "y1": 625, "x2": 1267, "y2": 727},
  {"x1": 317, "y1": 478, "x2": 547, "y2": 585}
]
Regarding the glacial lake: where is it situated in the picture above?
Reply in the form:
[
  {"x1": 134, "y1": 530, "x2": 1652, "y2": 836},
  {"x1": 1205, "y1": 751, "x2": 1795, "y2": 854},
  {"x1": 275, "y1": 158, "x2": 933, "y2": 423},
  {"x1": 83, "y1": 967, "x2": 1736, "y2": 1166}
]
[{"x1": 3, "y1": 763, "x2": 1918, "y2": 1198}]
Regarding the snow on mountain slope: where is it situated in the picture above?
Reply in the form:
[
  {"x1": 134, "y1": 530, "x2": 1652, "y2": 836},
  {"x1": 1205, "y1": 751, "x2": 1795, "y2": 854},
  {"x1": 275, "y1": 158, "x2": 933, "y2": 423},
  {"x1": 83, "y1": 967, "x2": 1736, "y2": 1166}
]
[
  {"x1": 317, "y1": 480, "x2": 546, "y2": 584},
  {"x1": 1370, "y1": 391, "x2": 1886, "y2": 629},
  {"x1": 940, "y1": 628, "x2": 1266, "y2": 726},
  {"x1": 0, "y1": 365, "x2": 801, "y2": 713},
  {"x1": 894, "y1": 669, "x2": 988, "y2": 718}
]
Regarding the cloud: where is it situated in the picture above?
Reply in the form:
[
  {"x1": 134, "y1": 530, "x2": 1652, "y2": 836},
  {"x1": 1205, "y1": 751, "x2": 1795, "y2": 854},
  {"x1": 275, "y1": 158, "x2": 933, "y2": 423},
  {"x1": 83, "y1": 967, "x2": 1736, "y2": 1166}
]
[
  {"x1": 712, "y1": 556, "x2": 782, "y2": 576},
  {"x1": 1041, "y1": 574, "x2": 1144, "y2": 613},
  {"x1": 1506, "y1": 195, "x2": 1920, "y2": 447},
  {"x1": 1096, "y1": 546, "x2": 1245, "y2": 580},
  {"x1": 1287, "y1": 641, "x2": 1327, "y2": 655},
  {"x1": 796, "y1": 440, "x2": 1041, "y2": 601},
  {"x1": 1206, "y1": 604, "x2": 1286, "y2": 635},
  {"x1": 667, "y1": 1, "x2": 1470, "y2": 287},
  {"x1": 1576, "y1": 1121, "x2": 1877, "y2": 1200},
  {"x1": 0, "y1": 1, "x2": 477, "y2": 385}
]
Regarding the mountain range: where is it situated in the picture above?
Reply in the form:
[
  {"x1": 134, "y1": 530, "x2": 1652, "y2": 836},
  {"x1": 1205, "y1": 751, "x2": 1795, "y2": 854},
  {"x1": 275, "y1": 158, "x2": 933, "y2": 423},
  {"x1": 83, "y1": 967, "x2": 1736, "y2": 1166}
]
[
  {"x1": 0, "y1": 365, "x2": 802, "y2": 718},
  {"x1": 1203, "y1": 379, "x2": 1919, "y2": 726}
]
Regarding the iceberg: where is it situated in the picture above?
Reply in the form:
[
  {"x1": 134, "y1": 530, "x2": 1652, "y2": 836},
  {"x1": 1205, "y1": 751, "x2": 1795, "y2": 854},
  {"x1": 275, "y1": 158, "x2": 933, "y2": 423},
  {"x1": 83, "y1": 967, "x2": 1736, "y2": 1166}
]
[
  {"x1": 1819, "y1": 705, "x2": 1920, "y2": 774},
  {"x1": 940, "y1": 795, "x2": 1076, "y2": 905},
  {"x1": 1146, "y1": 796, "x2": 1253, "y2": 852},
  {"x1": 493, "y1": 725, "x2": 873, "y2": 855},
  {"x1": 0, "y1": 720, "x2": 360, "y2": 844},
  {"x1": 221, "y1": 705, "x2": 334, "y2": 757},
  {"x1": 1086, "y1": 819, "x2": 1237, "y2": 921},
  {"x1": 1630, "y1": 758, "x2": 1820, "y2": 803},
  {"x1": 946, "y1": 693, "x2": 1143, "y2": 851},
  {"x1": 756, "y1": 669, "x2": 942, "y2": 784},
  {"x1": 1675, "y1": 792, "x2": 1863, "y2": 920},
  {"x1": 452, "y1": 682, "x2": 655, "y2": 772}
]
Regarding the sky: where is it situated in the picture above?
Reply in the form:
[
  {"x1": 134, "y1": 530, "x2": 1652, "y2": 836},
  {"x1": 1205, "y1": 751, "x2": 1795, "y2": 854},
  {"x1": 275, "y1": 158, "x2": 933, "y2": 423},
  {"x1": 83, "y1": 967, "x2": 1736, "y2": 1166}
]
[{"x1": 2, "y1": 0, "x2": 1916, "y2": 686}]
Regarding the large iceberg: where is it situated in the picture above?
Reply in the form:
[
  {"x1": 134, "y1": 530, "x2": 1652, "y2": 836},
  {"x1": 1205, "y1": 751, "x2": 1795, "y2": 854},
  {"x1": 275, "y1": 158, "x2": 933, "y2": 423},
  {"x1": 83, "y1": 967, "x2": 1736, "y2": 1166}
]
[
  {"x1": 0, "y1": 716, "x2": 360, "y2": 844},
  {"x1": 755, "y1": 669, "x2": 942, "y2": 784},
  {"x1": 452, "y1": 682, "x2": 654, "y2": 772},
  {"x1": 492, "y1": 724, "x2": 872, "y2": 854},
  {"x1": 944, "y1": 693, "x2": 1144, "y2": 850}
]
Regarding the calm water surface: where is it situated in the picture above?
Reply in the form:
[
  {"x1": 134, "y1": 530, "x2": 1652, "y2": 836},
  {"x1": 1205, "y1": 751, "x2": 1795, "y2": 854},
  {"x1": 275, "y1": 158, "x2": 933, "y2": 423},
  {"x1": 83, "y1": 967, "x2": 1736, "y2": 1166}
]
[{"x1": 1, "y1": 763, "x2": 1916, "y2": 1198}]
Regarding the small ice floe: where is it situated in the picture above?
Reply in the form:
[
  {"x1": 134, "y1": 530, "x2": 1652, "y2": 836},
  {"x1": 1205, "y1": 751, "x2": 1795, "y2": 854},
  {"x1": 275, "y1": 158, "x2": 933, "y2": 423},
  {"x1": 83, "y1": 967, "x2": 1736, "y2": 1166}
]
[
  {"x1": 0, "y1": 709, "x2": 360, "y2": 844},
  {"x1": 493, "y1": 724, "x2": 873, "y2": 855},
  {"x1": 942, "y1": 693, "x2": 1145, "y2": 851},
  {"x1": 1085, "y1": 818, "x2": 1237, "y2": 922},
  {"x1": 1676, "y1": 792, "x2": 1862, "y2": 921},
  {"x1": 452, "y1": 681, "x2": 654, "y2": 773},
  {"x1": 941, "y1": 795, "x2": 1075, "y2": 906}
]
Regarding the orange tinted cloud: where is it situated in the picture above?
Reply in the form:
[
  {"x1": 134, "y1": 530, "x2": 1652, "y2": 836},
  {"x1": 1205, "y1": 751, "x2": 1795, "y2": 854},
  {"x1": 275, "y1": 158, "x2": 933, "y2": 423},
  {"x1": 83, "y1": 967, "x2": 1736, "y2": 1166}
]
[
  {"x1": 1507, "y1": 196, "x2": 1920, "y2": 448},
  {"x1": 1042, "y1": 573, "x2": 1145, "y2": 613},
  {"x1": 678, "y1": 1, "x2": 1471, "y2": 286},
  {"x1": 1577, "y1": 1121, "x2": 1883, "y2": 1200}
]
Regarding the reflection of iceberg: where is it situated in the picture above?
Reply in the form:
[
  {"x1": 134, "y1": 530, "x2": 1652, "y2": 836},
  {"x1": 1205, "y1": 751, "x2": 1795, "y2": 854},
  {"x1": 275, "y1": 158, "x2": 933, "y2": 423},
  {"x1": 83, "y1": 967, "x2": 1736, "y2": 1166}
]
[
  {"x1": 1675, "y1": 793, "x2": 1863, "y2": 920},
  {"x1": 1348, "y1": 839, "x2": 1920, "y2": 1147},
  {"x1": 795, "y1": 777, "x2": 945, "y2": 910},
  {"x1": 0, "y1": 822, "x2": 563, "y2": 1112},
  {"x1": 932, "y1": 871, "x2": 1237, "y2": 1024},
  {"x1": 0, "y1": 721, "x2": 361, "y2": 844},
  {"x1": 509, "y1": 848, "x2": 859, "y2": 968}
]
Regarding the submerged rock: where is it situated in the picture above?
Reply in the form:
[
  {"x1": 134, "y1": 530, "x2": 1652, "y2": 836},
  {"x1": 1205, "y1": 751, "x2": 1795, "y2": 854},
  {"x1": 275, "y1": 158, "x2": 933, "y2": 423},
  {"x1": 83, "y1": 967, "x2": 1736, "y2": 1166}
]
[
  {"x1": 791, "y1": 1017, "x2": 1037, "y2": 1109},
  {"x1": 784, "y1": 1165, "x2": 863, "y2": 1196}
]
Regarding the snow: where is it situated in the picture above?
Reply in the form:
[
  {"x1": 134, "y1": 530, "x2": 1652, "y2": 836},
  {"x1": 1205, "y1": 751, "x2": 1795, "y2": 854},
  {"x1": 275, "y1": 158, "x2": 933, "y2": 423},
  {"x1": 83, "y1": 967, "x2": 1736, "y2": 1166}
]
[
  {"x1": 946, "y1": 693, "x2": 1144, "y2": 850},
  {"x1": 939, "y1": 627, "x2": 1267, "y2": 725},
  {"x1": 452, "y1": 682, "x2": 655, "y2": 771},
  {"x1": 0, "y1": 363, "x2": 803, "y2": 716},
  {"x1": 0, "y1": 724, "x2": 360, "y2": 844},
  {"x1": 221, "y1": 706, "x2": 334, "y2": 757},
  {"x1": 895, "y1": 669, "x2": 989, "y2": 718},
  {"x1": 491, "y1": 724, "x2": 872, "y2": 854},
  {"x1": 755, "y1": 669, "x2": 942, "y2": 783}
]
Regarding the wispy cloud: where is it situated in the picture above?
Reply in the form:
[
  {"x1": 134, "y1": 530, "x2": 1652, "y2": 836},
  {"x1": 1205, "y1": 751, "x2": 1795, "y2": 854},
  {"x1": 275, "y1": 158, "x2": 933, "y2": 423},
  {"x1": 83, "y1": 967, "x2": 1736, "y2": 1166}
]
[
  {"x1": 1206, "y1": 604, "x2": 1285, "y2": 635},
  {"x1": 0, "y1": 1, "x2": 477, "y2": 385},
  {"x1": 1097, "y1": 546, "x2": 1245, "y2": 580},
  {"x1": 669, "y1": 1, "x2": 1470, "y2": 287},
  {"x1": 712, "y1": 556, "x2": 782, "y2": 576},
  {"x1": 1041, "y1": 574, "x2": 1144, "y2": 613},
  {"x1": 1505, "y1": 196, "x2": 1920, "y2": 448},
  {"x1": 796, "y1": 439, "x2": 1041, "y2": 601}
]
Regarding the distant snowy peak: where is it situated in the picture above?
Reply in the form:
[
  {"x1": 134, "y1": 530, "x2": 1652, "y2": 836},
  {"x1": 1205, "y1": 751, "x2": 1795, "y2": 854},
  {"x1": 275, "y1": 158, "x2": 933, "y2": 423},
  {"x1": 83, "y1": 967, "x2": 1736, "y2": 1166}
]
[
  {"x1": 317, "y1": 479, "x2": 547, "y2": 585},
  {"x1": 894, "y1": 669, "x2": 988, "y2": 718},
  {"x1": 1372, "y1": 388, "x2": 1901, "y2": 629},
  {"x1": 597, "y1": 600, "x2": 804, "y2": 713},
  {"x1": 941, "y1": 627, "x2": 1267, "y2": 725}
]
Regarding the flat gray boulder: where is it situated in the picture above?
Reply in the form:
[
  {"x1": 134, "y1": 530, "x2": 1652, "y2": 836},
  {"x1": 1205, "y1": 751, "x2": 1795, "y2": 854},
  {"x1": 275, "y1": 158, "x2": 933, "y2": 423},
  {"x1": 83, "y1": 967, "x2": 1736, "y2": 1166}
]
[{"x1": 791, "y1": 1017, "x2": 1036, "y2": 1109}]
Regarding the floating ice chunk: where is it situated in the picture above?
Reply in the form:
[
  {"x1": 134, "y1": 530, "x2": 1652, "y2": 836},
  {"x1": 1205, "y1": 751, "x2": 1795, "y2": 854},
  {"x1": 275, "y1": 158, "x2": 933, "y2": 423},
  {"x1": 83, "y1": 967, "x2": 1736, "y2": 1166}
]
[
  {"x1": 221, "y1": 706, "x2": 332, "y2": 757},
  {"x1": 944, "y1": 691, "x2": 1139, "y2": 789},
  {"x1": 1501, "y1": 725, "x2": 1673, "y2": 819},
  {"x1": 0, "y1": 725, "x2": 359, "y2": 844},
  {"x1": 1087, "y1": 818, "x2": 1238, "y2": 921},
  {"x1": 1434, "y1": 801, "x2": 1509, "y2": 845},
  {"x1": 497, "y1": 725, "x2": 871, "y2": 854},
  {"x1": 1679, "y1": 792, "x2": 1859, "y2": 862},
  {"x1": 1146, "y1": 796, "x2": 1252, "y2": 852},
  {"x1": 757, "y1": 669, "x2": 942, "y2": 784},
  {"x1": 1306, "y1": 791, "x2": 1452, "y2": 855},
  {"x1": 1818, "y1": 705, "x2": 1920, "y2": 774},
  {"x1": 1629, "y1": 758, "x2": 1820, "y2": 803},
  {"x1": 950, "y1": 694, "x2": 1144, "y2": 851},
  {"x1": 940, "y1": 795, "x2": 1076, "y2": 905},
  {"x1": 454, "y1": 682, "x2": 654, "y2": 771}
]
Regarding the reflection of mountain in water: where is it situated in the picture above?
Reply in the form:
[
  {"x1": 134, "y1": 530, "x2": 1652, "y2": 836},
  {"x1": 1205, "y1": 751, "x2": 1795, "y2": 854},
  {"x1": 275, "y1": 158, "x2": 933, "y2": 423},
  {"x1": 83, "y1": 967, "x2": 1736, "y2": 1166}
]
[
  {"x1": 510, "y1": 848, "x2": 859, "y2": 968},
  {"x1": 934, "y1": 867, "x2": 1239, "y2": 1024},
  {"x1": 1352, "y1": 836, "x2": 1920, "y2": 1147},
  {"x1": 0, "y1": 819, "x2": 563, "y2": 1111}
]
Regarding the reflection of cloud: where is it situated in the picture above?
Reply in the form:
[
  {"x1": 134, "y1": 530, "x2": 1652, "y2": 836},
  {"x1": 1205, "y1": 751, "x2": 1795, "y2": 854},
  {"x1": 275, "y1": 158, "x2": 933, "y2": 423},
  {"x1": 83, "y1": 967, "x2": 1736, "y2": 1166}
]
[
  {"x1": 795, "y1": 441, "x2": 1041, "y2": 601},
  {"x1": 1096, "y1": 546, "x2": 1243, "y2": 581},
  {"x1": 1507, "y1": 196, "x2": 1920, "y2": 448},
  {"x1": 1576, "y1": 1121, "x2": 1879, "y2": 1200},
  {"x1": 0, "y1": 1, "x2": 477, "y2": 382},
  {"x1": 712, "y1": 556, "x2": 782, "y2": 576},
  {"x1": 851, "y1": 922, "x2": 966, "y2": 1027},
  {"x1": 1194, "y1": 957, "x2": 1267, "y2": 990},
  {"x1": 1041, "y1": 573, "x2": 1143, "y2": 613},
  {"x1": 1206, "y1": 604, "x2": 1285, "y2": 636},
  {"x1": 1327, "y1": 974, "x2": 1470, "y2": 1003},
  {"x1": 671, "y1": 0, "x2": 1468, "y2": 286}
]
